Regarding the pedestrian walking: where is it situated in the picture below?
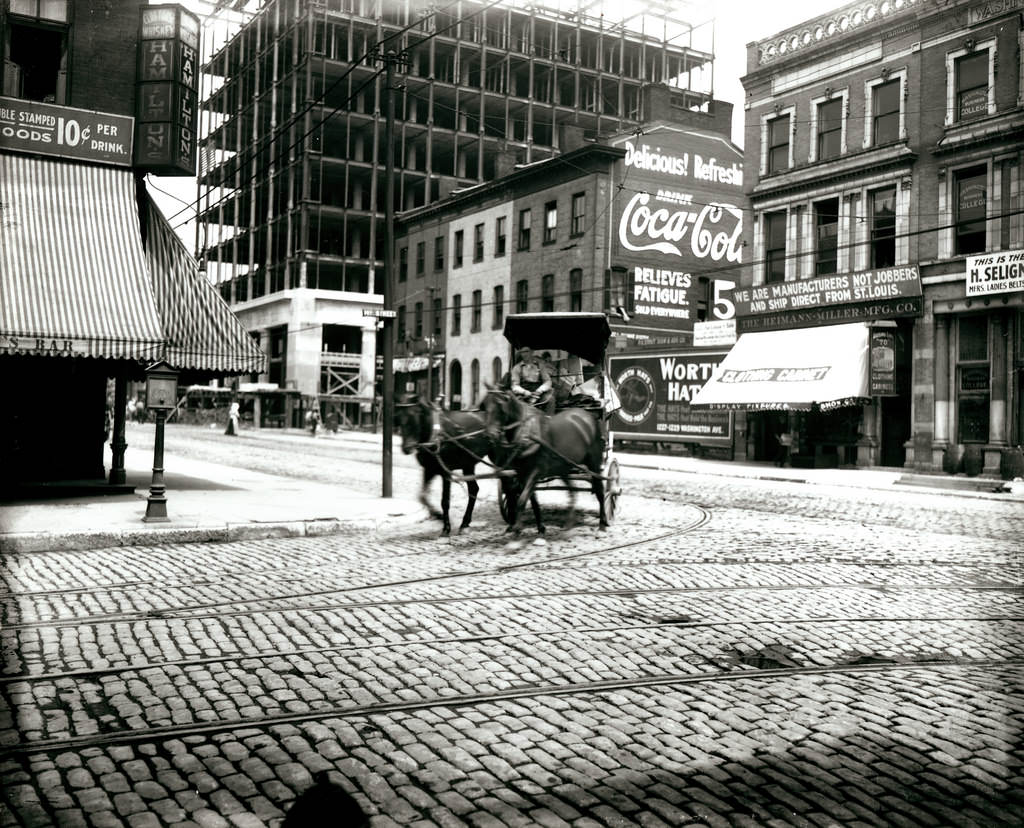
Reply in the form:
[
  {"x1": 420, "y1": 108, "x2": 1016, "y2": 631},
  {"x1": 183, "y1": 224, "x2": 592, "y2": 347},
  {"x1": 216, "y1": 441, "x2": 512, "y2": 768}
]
[
  {"x1": 225, "y1": 399, "x2": 240, "y2": 436},
  {"x1": 126, "y1": 396, "x2": 137, "y2": 423},
  {"x1": 306, "y1": 407, "x2": 321, "y2": 436},
  {"x1": 776, "y1": 428, "x2": 799, "y2": 467}
]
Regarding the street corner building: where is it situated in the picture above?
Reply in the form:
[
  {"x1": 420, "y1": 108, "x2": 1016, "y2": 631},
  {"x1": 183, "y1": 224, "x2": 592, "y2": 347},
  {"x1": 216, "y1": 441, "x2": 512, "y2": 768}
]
[
  {"x1": 692, "y1": 0, "x2": 1024, "y2": 476},
  {"x1": 0, "y1": 0, "x2": 265, "y2": 494}
]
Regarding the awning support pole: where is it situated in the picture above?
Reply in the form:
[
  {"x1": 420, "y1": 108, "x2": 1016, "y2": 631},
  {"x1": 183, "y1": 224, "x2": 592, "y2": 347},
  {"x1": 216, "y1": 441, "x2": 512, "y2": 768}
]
[{"x1": 109, "y1": 376, "x2": 128, "y2": 486}]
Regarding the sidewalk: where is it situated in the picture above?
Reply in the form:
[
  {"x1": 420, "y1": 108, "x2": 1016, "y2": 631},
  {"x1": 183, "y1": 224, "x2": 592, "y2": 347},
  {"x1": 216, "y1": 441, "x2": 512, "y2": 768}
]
[
  {"x1": 2, "y1": 427, "x2": 1021, "y2": 554},
  {"x1": 0, "y1": 438, "x2": 430, "y2": 553}
]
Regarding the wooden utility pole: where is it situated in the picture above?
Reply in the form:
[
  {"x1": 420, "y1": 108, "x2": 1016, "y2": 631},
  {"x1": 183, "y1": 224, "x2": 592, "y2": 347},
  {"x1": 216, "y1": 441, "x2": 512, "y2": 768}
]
[{"x1": 381, "y1": 50, "x2": 398, "y2": 497}]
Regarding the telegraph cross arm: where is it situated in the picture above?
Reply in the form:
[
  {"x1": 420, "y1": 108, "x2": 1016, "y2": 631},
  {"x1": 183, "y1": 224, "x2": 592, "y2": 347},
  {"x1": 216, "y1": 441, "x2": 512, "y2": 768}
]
[{"x1": 363, "y1": 308, "x2": 397, "y2": 318}]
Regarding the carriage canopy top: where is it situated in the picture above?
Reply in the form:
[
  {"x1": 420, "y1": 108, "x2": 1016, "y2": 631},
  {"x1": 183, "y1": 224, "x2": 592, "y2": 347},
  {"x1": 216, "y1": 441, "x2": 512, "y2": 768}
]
[{"x1": 502, "y1": 313, "x2": 612, "y2": 366}]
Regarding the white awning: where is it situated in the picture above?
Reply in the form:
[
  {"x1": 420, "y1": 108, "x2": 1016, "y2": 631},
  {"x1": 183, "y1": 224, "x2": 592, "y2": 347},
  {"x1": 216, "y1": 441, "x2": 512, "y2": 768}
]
[{"x1": 690, "y1": 323, "x2": 870, "y2": 411}]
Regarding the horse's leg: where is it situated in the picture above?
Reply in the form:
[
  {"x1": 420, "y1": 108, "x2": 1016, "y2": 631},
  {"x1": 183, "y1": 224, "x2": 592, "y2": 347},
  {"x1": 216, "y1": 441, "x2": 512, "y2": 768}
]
[
  {"x1": 459, "y1": 467, "x2": 479, "y2": 532},
  {"x1": 502, "y1": 479, "x2": 519, "y2": 533},
  {"x1": 420, "y1": 468, "x2": 443, "y2": 521},
  {"x1": 440, "y1": 474, "x2": 452, "y2": 536},
  {"x1": 516, "y1": 467, "x2": 543, "y2": 535},
  {"x1": 592, "y1": 460, "x2": 608, "y2": 531},
  {"x1": 564, "y1": 478, "x2": 577, "y2": 529}
]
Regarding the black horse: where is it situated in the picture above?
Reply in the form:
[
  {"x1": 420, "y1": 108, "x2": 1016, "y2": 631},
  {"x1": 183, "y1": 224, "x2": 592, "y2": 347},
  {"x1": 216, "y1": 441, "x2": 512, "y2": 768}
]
[
  {"x1": 482, "y1": 389, "x2": 608, "y2": 534},
  {"x1": 396, "y1": 394, "x2": 539, "y2": 536}
]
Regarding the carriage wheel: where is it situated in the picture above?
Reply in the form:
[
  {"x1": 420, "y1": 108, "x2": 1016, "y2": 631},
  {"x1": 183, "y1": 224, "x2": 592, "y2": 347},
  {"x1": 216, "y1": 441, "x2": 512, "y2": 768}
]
[
  {"x1": 498, "y1": 484, "x2": 512, "y2": 524},
  {"x1": 603, "y1": 458, "x2": 620, "y2": 524}
]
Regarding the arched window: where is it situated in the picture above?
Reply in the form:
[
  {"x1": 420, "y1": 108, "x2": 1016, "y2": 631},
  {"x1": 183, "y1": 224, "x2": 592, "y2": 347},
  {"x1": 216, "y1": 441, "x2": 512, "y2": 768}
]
[
  {"x1": 471, "y1": 359, "x2": 480, "y2": 406},
  {"x1": 449, "y1": 360, "x2": 462, "y2": 409},
  {"x1": 492, "y1": 356, "x2": 503, "y2": 385}
]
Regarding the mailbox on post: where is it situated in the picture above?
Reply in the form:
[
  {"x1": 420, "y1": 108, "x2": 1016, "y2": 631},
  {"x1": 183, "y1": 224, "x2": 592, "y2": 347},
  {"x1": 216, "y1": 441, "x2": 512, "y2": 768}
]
[{"x1": 143, "y1": 361, "x2": 179, "y2": 522}]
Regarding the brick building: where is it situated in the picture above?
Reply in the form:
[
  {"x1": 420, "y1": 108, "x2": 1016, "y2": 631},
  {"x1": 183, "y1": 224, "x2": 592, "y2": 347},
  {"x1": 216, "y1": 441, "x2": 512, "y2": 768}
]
[
  {"x1": 196, "y1": 0, "x2": 719, "y2": 422},
  {"x1": 695, "y1": 0, "x2": 1023, "y2": 473},
  {"x1": 1, "y1": 0, "x2": 262, "y2": 489}
]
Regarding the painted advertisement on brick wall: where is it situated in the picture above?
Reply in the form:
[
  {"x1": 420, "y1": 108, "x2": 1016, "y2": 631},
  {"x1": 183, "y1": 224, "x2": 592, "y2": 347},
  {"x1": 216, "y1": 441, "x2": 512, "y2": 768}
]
[{"x1": 609, "y1": 126, "x2": 747, "y2": 337}]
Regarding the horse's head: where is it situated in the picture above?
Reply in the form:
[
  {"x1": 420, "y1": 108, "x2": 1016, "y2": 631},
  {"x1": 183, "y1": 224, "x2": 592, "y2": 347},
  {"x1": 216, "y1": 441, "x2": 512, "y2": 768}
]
[
  {"x1": 480, "y1": 386, "x2": 518, "y2": 444},
  {"x1": 395, "y1": 394, "x2": 430, "y2": 454}
]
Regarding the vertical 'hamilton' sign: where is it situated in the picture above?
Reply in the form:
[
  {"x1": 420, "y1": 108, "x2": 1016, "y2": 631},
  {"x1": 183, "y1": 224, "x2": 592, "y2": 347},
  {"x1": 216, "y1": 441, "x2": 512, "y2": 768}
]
[{"x1": 133, "y1": 4, "x2": 199, "y2": 175}]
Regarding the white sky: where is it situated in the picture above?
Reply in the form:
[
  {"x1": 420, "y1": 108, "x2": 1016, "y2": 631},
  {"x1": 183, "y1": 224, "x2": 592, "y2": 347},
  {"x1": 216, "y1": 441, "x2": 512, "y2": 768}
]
[{"x1": 149, "y1": 0, "x2": 838, "y2": 252}]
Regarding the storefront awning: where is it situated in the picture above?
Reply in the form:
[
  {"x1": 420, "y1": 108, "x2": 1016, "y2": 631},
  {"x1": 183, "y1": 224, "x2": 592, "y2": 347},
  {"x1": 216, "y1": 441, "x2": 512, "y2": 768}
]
[
  {"x1": 0, "y1": 154, "x2": 165, "y2": 360},
  {"x1": 143, "y1": 193, "x2": 266, "y2": 375},
  {"x1": 690, "y1": 323, "x2": 870, "y2": 411}
]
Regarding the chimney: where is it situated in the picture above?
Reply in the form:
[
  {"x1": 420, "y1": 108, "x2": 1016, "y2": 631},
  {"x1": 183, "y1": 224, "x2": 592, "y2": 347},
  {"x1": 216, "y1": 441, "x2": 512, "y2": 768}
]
[
  {"x1": 495, "y1": 150, "x2": 518, "y2": 180},
  {"x1": 558, "y1": 124, "x2": 586, "y2": 153}
]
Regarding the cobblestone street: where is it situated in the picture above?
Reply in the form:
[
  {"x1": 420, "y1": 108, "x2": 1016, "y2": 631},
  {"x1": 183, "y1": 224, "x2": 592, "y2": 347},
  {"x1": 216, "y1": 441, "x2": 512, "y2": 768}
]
[{"x1": 2, "y1": 426, "x2": 1022, "y2": 827}]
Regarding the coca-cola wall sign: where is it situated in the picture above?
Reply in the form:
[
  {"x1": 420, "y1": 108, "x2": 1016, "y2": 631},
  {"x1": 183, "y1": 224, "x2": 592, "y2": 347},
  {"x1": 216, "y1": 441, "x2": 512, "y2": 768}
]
[{"x1": 611, "y1": 127, "x2": 747, "y2": 335}]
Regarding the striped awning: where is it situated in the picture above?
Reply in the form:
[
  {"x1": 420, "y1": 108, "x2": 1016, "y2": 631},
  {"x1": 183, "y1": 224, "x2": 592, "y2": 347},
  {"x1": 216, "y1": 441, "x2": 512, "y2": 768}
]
[
  {"x1": 143, "y1": 192, "x2": 266, "y2": 374},
  {"x1": 0, "y1": 154, "x2": 165, "y2": 360}
]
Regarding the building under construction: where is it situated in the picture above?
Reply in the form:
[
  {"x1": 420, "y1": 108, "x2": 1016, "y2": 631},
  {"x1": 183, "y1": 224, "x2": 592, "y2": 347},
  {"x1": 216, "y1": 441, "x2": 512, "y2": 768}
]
[{"x1": 198, "y1": 0, "x2": 717, "y2": 423}]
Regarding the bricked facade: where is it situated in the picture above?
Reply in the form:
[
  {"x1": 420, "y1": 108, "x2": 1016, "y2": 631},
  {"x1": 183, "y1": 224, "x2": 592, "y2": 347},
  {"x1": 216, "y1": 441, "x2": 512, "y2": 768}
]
[{"x1": 741, "y1": 0, "x2": 1024, "y2": 473}]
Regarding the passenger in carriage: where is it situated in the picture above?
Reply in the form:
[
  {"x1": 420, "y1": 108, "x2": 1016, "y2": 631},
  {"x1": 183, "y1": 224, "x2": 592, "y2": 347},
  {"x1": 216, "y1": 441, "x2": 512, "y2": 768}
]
[{"x1": 509, "y1": 346, "x2": 555, "y2": 414}]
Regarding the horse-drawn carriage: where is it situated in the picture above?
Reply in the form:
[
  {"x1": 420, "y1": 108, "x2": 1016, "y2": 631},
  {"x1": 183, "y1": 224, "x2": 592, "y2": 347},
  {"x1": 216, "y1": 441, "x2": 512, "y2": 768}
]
[
  {"x1": 396, "y1": 311, "x2": 621, "y2": 535},
  {"x1": 490, "y1": 312, "x2": 621, "y2": 531}
]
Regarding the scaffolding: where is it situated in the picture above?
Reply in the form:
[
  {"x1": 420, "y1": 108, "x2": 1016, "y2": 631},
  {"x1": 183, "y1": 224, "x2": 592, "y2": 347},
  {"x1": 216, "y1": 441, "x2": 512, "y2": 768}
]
[{"x1": 197, "y1": 0, "x2": 715, "y2": 304}]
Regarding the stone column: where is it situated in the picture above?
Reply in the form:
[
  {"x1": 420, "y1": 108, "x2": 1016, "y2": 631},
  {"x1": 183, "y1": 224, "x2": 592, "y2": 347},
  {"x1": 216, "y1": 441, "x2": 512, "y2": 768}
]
[
  {"x1": 109, "y1": 376, "x2": 128, "y2": 486},
  {"x1": 933, "y1": 315, "x2": 950, "y2": 469}
]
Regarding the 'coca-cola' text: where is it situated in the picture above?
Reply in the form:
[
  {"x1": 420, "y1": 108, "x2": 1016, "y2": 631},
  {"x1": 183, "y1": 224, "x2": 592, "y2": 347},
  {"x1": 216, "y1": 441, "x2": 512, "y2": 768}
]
[{"x1": 618, "y1": 192, "x2": 743, "y2": 263}]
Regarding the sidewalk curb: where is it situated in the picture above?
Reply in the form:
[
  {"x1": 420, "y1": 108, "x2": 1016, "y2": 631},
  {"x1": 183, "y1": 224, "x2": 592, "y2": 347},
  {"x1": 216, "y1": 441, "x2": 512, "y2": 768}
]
[
  {"x1": 617, "y1": 458, "x2": 1021, "y2": 502},
  {"x1": 0, "y1": 509, "x2": 430, "y2": 554}
]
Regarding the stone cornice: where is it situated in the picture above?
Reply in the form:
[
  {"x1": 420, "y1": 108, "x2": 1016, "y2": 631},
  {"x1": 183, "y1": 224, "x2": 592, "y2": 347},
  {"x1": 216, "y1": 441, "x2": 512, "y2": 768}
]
[
  {"x1": 934, "y1": 110, "x2": 1024, "y2": 155},
  {"x1": 751, "y1": 144, "x2": 916, "y2": 200}
]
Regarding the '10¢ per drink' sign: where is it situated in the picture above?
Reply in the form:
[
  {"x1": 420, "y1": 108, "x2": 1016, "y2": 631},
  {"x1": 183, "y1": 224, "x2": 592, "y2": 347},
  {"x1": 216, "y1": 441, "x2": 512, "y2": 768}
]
[{"x1": 0, "y1": 96, "x2": 134, "y2": 166}]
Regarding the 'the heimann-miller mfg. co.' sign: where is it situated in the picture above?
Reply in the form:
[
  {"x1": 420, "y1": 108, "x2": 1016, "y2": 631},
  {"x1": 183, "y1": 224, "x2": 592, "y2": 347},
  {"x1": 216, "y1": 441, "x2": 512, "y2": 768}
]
[
  {"x1": 966, "y1": 249, "x2": 1024, "y2": 296},
  {"x1": 0, "y1": 97, "x2": 134, "y2": 166}
]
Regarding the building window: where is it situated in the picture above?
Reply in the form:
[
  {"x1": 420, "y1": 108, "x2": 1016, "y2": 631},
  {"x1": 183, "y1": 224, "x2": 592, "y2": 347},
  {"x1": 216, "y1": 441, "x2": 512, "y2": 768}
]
[
  {"x1": 872, "y1": 79, "x2": 900, "y2": 146},
  {"x1": 454, "y1": 230, "x2": 464, "y2": 267},
  {"x1": 495, "y1": 216, "x2": 506, "y2": 256},
  {"x1": 399, "y1": 247, "x2": 408, "y2": 282},
  {"x1": 696, "y1": 277, "x2": 710, "y2": 321},
  {"x1": 543, "y1": 201, "x2": 557, "y2": 243},
  {"x1": 5, "y1": 0, "x2": 69, "y2": 103},
  {"x1": 451, "y1": 293, "x2": 461, "y2": 335},
  {"x1": 765, "y1": 211, "x2": 786, "y2": 283},
  {"x1": 414, "y1": 302, "x2": 423, "y2": 338},
  {"x1": 569, "y1": 268, "x2": 583, "y2": 312},
  {"x1": 518, "y1": 208, "x2": 531, "y2": 250},
  {"x1": 816, "y1": 98, "x2": 843, "y2": 161},
  {"x1": 474, "y1": 223, "x2": 484, "y2": 262},
  {"x1": 957, "y1": 315, "x2": 989, "y2": 443},
  {"x1": 415, "y1": 241, "x2": 425, "y2": 276},
  {"x1": 541, "y1": 274, "x2": 555, "y2": 311},
  {"x1": 471, "y1": 359, "x2": 480, "y2": 406},
  {"x1": 814, "y1": 198, "x2": 839, "y2": 275},
  {"x1": 955, "y1": 166, "x2": 987, "y2": 255},
  {"x1": 432, "y1": 297, "x2": 442, "y2": 336},
  {"x1": 397, "y1": 305, "x2": 407, "y2": 341},
  {"x1": 571, "y1": 193, "x2": 585, "y2": 236},
  {"x1": 471, "y1": 289, "x2": 482, "y2": 332},
  {"x1": 516, "y1": 279, "x2": 528, "y2": 313},
  {"x1": 870, "y1": 187, "x2": 896, "y2": 268},
  {"x1": 492, "y1": 356, "x2": 503, "y2": 385},
  {"x1": 955, "y1": 50, "x2": 989, "y2": 123},
  {"x1": 493, "y1": 285, "x2": 504, "y2": 329},
  {"x1": 767, "y1": 114, "x2": 790, "y2": 174},
  {"x1": 434, "y1": 236, "x2": 445, "y2": 270}
]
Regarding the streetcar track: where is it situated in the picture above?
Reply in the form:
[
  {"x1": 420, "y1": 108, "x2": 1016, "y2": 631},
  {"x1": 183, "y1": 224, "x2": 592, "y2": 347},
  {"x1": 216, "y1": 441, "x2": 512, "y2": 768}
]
[
  {"x1": 0, "y1": 555, "x2": 1015, "y2": 601},
  {"x1": 4, "y1": 580, "x2": 1020, "y2": 631},
  {"x1": 3, "y1": 658, "x2": 1020, "y2": 758},
  {"x1": 4, "y1": 614, "x2": 1021, "y2": 685}
]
